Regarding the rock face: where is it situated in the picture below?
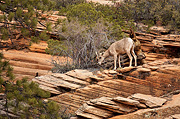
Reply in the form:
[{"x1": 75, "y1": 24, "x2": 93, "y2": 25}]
[
  {"x1": 1, "y1": 49, "x2": 54, "y2": 80},
  {"x1": 168, "y1": 114, "x2": 180, "y2": 119},
  {"x1": 30, "y1": 58, "x2": 180, "y2": 118},
  {"x1": 128, "y1": 93, "x2": 167, "y2": 108},
  {"x1": 4, "y1": 47, "x2": 179, "y2": 119},
  {"x1": 110, "y1": 93, "x2": 180, "y2": 119},
  {"x1": 75, "y1": 94, "x2": 167, "y2": 119},
  {"x1": 112, "y1": 96, "x2": 146, "y2": 108},
  {"x1": 76, "y1": 96, "x2": 137, "y2": 119},
  {"x1": 66, "y1": 69, "x2": 94, "y2": 82},
  {"x1": 117, "y1": 67, "x2": 137, "y2": 73},
  {"x1": 32, "y1": 69, "x2": 93, "y2": 94}
]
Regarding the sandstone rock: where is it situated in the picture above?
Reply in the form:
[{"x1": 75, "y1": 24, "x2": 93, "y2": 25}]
[
  {"x1": 149, "y1": 66, "x2": 159, "y2": 71},
  {"x1": 100, "y1": 74, "x2": 112, "y2": 80},
  {"x1": 76, "y1": 110, "x2": 103, "y2": 119},
  {"x1": 51, "y1": 73, "x2": 89, "y2": 86},
  {"x1": 0, "y1": 93, "x2": 5, "y2": 99},
  {"x1": 172, "y1": 58, "x2": 180, "y2": 64},
  {"x1": 142, "y1": 64, "x2": 159, "y2": 71},
  {"x1": 162, "y1": 65, "x2": 180, "y2": 73},
  {"x1": 76, "y1": 103, "x2": 113, "y2": 118},
  {"x1": 128, "y1": 93, "x2": 167, "y2": 108},
  {"x1": 113, "y1": 96, "x2": 139, "y2": 106},
  {"x1": 89, "y1": 75, "x2": 105, "y2": 82},
  {"x1": 165, "y1": 117, "x2": 173, "y2": 119},
  {"x1": 32, "y1": 78, "x2": 57, "y2": 88},
  {"x1": 116, "y1": 67, "x2": 137, "y2": 73},
  {"x1": 165, "y1": 114, "x2": 180, "y2": 119},
  {"x1": 39, "y1": 84, "x2": 61, "y2": 94},
  {"x1": 150, "y1": 26, "x2": 170, "y2": 33},
  {"x1": 137, "y1": 68, "x2": 151, "y2": 72},
  {"x1": 87, "y1": 85, "x2": 130, "y2": 99},
  {"x1": 112, "y1": 96, "x2": 146, "y2": 108},
  {"x1": 35, "y1": 75, "x2": 81, "y2": 90},
  {"x1": 128, "y1": 70, "x2": 139, "y2": 78},
  {"x1": 88, "y1": 97, "x2": 138, "y2": 113},
  {"x1": 103, "y1": 70, "x2": 117, "y2": 74},
  {"x1": 101, "y1": 70, "x2": 114, "y2": 77},
  {"x1": 95, "y1": 71, "x2": 105, "y2": 78},
  {"x1": 142, "y1": 63, "x2": 149, "y2": 68},
  {"x1": 96, "y1": 71, "x2": 102, "y2": 75},
  {"x1": 171, "y1": 114, "x2": 180, "y2": 119},
  {"x1": 0, "y1": 110, "x2": 19, "y2": 118},
  {"x1": 148, "y1": 59, "x2": 169, "y2": 66},
  {"x1": 109, "y1": 70, "x2": 118, "y2": 74},
  {"x1": 66, "y1": 69, "x2": 94, "y2": 82},
  {"x1": 70, "y1": 117, "x2": 77, "y2": 119},
  {"x1": 102, "y1": 70, "x2": 109, "y2": 74}
]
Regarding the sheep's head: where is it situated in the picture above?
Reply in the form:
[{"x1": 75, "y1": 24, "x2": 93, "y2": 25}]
[
  {"x1": 136, "y1": 49, "x2": 146, "y2": 60},
  {"x1": 96, "y1": 52, "x2": 105, "y2": 65}
]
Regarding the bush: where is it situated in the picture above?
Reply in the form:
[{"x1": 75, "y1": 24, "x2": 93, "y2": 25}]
[
  {"x1": 67, "y1": 3, "x2": 103, "y2": 25},
  {"x1": 119, "y1": 0, "x2": 180, "y2": 31},
  {"x1": 46, "y1": 19, "x2": 115, "y2": 73}
]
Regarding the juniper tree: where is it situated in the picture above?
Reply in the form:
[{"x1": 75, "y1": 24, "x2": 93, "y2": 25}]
[
  {"x1": 0, "y1": 53, "x2": 62, "y2": 118},
  {"x1": 0, "y1": 0, "x2": 55, "y2": 48}
]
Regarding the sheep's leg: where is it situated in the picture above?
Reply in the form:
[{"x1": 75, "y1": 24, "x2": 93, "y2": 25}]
[
  {"x1": 113, "y1": 54, "x2": 117, "y2": 70},
  {"x1": 118, "y1": 55, "x2": 121, "y2": 68},
  {"x1": 131, "y1": 49, "x2": 137, "y2": 66},
  {"x1": 127, "y1": 52, "x2": 133, "y2": 67}
]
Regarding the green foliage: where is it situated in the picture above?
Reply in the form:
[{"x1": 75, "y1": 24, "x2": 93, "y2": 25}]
[
  {"x1": 67, "y1": 3, "x2": 103, "y2": 25},
  {"x1": 45, "y1": 39, "x2": 66, "y2": 55},
  {"x1": 52, "y1": 0, "x2": 85, "y2": 9},
  {"x1": 31, "y1": 18, "x2": 38, "y2": 28},
  {"x1": 119, "y1": 0, "x2": 180, "y2": 30},
  {"x1": 21, "y1": 28, "x2": 30, "y2": 37},
  {"x1": 31, "y1": 36, "x2": 40, "y2": 43},
  {"x1": 95, "y1": 3, "x2": 124, "y2": 24},
  {"x1": 0, "y1": 0, "x2": 54, "y2": 46},
  {"x1": 55, "y1": 18, "x2": 63, "y2": 27},
  {"x1": 0, "y1": 15, "x2": 4, "y2": 22},
  {"x1": 58, "y1": 6, "x2": 68, "y2": 16},
  {"x1": 39, "y1": 31, "x2": 50, "y2": 41},
  {"x1": 8, "y1": 12, "x2": 15, "y2": 21},
  {"x1": 94, "y1": 3, "x2": 126, "y2": 39},
  {"x1": 46, "y1": 22, "x2": 53, "y2": 32},
  {"x1": 65, "y1": 3, "x2": 127, "y2": 39},
  {"x1": 1, "y1": 28, "x2": 9, "y2": 40},
  {"x1": 16, "y1": 7, "x2": 23, "y2": 18},
  {"x1": 0, "y1": 53, "x2": 62, "y2": 118}
]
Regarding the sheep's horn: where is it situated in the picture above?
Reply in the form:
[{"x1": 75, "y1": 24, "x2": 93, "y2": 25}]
[{"x1": 95, "y1": 51, "x2": 99, "y2": 57}]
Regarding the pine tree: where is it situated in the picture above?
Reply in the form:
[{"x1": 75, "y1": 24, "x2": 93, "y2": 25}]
[
  {"x1": 0, "y1": 53, "x2": 62, "y2": 118},
  {"x1": 0, "y1": 0, "x2": 55, "y2": 47}
]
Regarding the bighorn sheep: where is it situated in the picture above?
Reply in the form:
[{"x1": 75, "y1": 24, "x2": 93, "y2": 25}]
[{"x1": 96, "y1": 38, "x2": 137, "y2": 70}]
